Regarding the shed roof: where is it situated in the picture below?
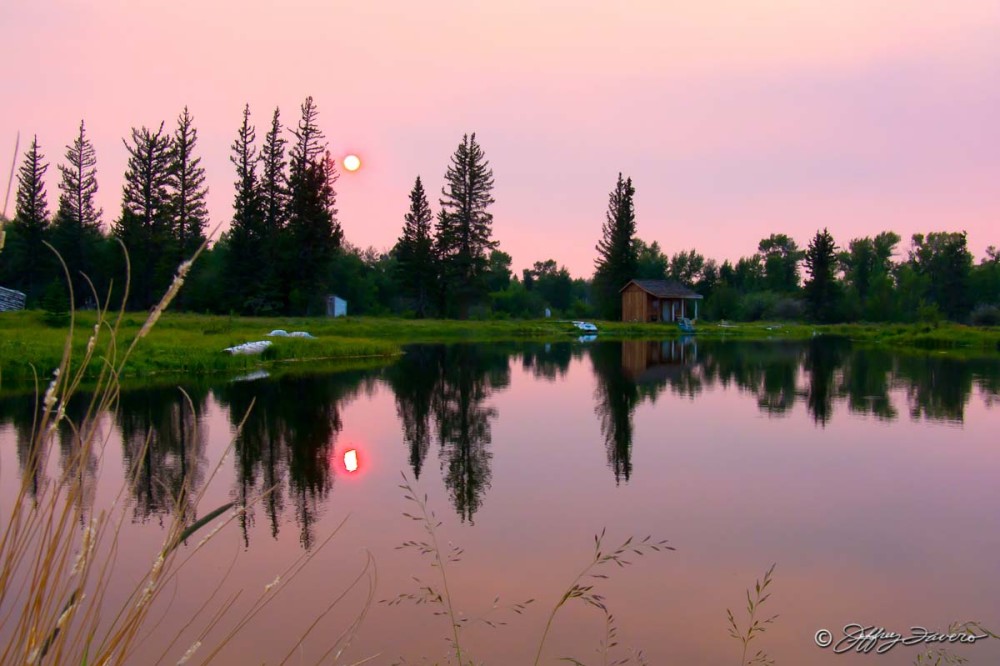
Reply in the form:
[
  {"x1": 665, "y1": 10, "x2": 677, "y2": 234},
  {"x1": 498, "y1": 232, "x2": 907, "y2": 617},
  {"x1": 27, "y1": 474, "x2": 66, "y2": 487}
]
[{"x1": 620, "y1": 279, "x2": 703, "y2": 299}]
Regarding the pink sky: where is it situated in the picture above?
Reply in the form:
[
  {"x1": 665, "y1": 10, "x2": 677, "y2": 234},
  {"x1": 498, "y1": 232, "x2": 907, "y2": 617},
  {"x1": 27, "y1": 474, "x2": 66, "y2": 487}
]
[{"x1": 2, "y1": 1, "x2": 998, "y2": 277}]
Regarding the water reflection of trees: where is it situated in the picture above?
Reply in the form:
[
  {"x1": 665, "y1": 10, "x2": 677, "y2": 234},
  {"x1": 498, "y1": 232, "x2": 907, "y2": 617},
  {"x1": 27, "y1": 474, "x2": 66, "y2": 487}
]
[
  {"x1": 387, "y1": 345, "x2": 510, "y2": 523},
  {"x1": 590, "y1": 338, "x2": 1000, "y2": 480},
  {"x1": 213, "y1": 371, "x2": 372, "y2": 549},
  {"x1": 1, "y1": 338, "x2": 996, "y2": 537},
  {"x1": 117, "y1": 385, "x2": 210, "y2": 523}
]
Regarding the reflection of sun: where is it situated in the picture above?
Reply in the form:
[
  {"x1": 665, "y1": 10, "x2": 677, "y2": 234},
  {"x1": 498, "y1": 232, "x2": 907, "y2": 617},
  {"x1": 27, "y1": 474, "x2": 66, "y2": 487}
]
[
  {"x1": 343, "y1": 154, "x2": 361, "y2": 172},
  {"x1": 344, "y1": 449, "x2": 359, "y2": 472}
]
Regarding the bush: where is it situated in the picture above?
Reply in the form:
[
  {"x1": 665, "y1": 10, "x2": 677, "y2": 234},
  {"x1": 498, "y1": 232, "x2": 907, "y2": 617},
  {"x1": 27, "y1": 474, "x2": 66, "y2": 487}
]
[
  {"x1": 41, "y1": 281, "x2": 70, "y2": 327},
  {"x1": 917, "y1": 301, "x2": 943, "y2": 326},
  {"x1": 970, "y1": 304, "x2": 1000, "y2": 327},
  {"x1": 740, "y1": 291, "x2": 779, "y2": 321},
  {"x1": 772, "y1": 297, "x2": 805, "y2": 321}
]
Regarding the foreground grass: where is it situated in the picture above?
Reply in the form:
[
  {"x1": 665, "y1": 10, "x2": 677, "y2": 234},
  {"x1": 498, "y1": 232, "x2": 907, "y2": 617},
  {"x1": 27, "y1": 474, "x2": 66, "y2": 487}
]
[{"x1": 2, "y1": 311, "x2": 997, "y2": 383}]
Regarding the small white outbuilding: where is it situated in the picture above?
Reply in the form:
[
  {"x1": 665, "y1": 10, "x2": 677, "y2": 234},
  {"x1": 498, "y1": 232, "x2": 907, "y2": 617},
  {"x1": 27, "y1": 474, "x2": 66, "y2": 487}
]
[{"x1": 326, "y1": 295, "x2": 347, "y2": 317}]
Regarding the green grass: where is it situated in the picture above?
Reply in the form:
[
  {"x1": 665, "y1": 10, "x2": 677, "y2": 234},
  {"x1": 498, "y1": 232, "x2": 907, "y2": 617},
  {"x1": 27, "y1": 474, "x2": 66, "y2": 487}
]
[
  {"x1": 2, "y1": 311, "x2": 998, "y2": 385},
  {"x1": 0, "y1": 310, "x2": 401, "y2": 383}
]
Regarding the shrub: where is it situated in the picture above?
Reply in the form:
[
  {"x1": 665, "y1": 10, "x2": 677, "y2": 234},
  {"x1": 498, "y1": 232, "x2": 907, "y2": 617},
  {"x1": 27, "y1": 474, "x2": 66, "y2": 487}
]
[{"x1": 970, "y1": 304, "x2": 1000, "y2": 326}]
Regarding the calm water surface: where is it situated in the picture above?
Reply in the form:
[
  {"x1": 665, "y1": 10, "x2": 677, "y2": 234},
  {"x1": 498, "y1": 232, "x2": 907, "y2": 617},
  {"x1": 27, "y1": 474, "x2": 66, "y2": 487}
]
[{"x1": 2, "y1": 339, "x2": 999, "y2": 664}]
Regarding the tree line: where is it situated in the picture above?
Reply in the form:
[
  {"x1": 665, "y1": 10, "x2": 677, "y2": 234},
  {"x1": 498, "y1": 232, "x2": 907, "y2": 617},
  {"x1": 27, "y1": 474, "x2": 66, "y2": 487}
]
[
  {"x1": 591, "y1": 173, "x2": 1000, "y2": 324},
  {"x1": 1, "y1": 105, "x2": 997, "y2": 323}
]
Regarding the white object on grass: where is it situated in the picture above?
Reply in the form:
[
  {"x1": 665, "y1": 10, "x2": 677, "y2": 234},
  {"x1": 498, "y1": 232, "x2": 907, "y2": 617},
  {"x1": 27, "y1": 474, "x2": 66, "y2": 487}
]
[{"x1": 223, "y1": 340, "x2": 273, "y2": 355}]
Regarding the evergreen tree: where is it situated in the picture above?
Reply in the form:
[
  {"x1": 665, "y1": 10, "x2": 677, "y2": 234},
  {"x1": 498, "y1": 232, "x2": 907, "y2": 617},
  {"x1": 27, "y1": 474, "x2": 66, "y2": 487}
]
[
  {"x1": 113, "y1": 123, "x2": 174, "y2": 309},
  {"x1": 394, "y1": 176, "x2": 436, "y2": 317},
  {"x1": 2, "y1": 136, "x2": 52, "y2": 302},
  {"x1": 435, "y1": 133, "x2": 497, "y2": 318},
  {"x1": 258, "y1": 107, "x2": 288, "y2": 309},
  {"x1": 593, "y1": 173, "x2": 637, "y2": 319},
  {"x1": 259, "y1": 107, "x2": 288, "y2": 237},
  {"x1": 169, "y1": 107, "x2": 209, "y2": 259},
  {"x1": 803, "y1": 228, "x2": 840, "y2": 322},
  {"x1": 285, "y1": 97, "x2": 341, "y2": 313},
  {"x1": 226, "y1": 104, "x2": 267, "y2": 313},
  {"x1": 52, "y1": 120, "x2": 104, "y2": 304}
]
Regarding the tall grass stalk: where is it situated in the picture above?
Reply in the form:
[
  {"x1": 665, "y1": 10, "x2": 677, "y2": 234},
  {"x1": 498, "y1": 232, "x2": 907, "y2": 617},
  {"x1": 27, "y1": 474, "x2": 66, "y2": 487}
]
[
  {"x1": 0, "y1": 242, "x2": 371, "y2": 664},
  {"x1": 726, "y1": 564, "x2": 777, "y2": 666}
]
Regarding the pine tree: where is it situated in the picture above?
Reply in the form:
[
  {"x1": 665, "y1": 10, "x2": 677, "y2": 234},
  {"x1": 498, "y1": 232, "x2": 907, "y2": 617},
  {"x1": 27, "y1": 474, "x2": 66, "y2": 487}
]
[
  {"x1": 3, "y1": 136, "x2": 52, "y2": 302},
  {"x1": 435, "y1": 133, "x2": 497, "y2": 319},
  {"x1": 284, "y1": 98, "x2": 341, "y2": 314},
  {"x1": 52, "y1": 120, "x2": 104, "y2": 303},
  {"x1": 169, "y1": 107, "x2": 209, "y2": 260},
  {"x1": 803, "y1": 228, "x2": 840, "y2": 322},
  {"x1": 259, "y1": 107, "x2": 288, "y2": 237},
  {"x1": 593, "y1": 173, "x2": 638, "y2": 319},
  {"x1": 289, "y1": 96, "x2": 325, "y2": 178},
  {"x1": 394, "y1": 176, "x2": 437, "y2": 317},
  {"x1": 258, "y1": 107, "x2": 288, "y2": 308},
  {"x1": 113, "y1": 123, "x2": 174, "y2": 309},
  {"x1": 226, "y1": 104, "x2": 267, "y2": 313}
]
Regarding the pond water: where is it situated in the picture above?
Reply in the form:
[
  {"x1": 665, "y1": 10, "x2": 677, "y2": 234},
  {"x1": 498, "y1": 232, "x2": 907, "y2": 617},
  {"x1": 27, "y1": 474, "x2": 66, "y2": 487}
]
[{"x1": 2, "y1": 339, "x2": 999, "y2": 665}]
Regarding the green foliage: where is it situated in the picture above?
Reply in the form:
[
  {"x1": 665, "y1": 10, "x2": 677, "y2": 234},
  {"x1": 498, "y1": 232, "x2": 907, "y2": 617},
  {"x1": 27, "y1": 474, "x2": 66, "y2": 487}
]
[
  {"x1": 484, "y1": 249, "x2": 512, "y2": 293},
  {"x1": 40, "y1": 280, "x2": 70, "y2": 327},
  {"x1": 758, "y1": 233, "x2": 803, "y2": 292},
  {"x1": 634, "y1": 239, "x2": 667, "y2": 280},
  {"x1": 970, "y1": 304, "x2": 1000, "y2": 327},
  {"x1": 593, "y1": 173, "x2": 638, "y2": 319},
  {"x1": 490, "y1": 279, "x2": 546, "y2": 318},
  {"x1": 524, "y1": 259, "x2": 573, "y2": 312},
  {"x1": 668, "y1": 248, "x2": 705, "y2": 286},
  {"x1": 909, "y1": 231, "x2": 973, "y2": 320}
]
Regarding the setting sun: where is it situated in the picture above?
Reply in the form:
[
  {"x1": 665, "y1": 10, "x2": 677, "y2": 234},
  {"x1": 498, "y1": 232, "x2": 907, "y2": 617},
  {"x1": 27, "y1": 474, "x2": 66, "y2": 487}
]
[{"x1": 343, "y1": 154, "x2": 361, "y2": 172}]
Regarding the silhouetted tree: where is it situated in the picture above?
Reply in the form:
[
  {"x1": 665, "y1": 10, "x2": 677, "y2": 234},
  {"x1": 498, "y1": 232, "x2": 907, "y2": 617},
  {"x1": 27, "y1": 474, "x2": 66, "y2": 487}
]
[
  {"x1": 3, "y1": 136, "x2": 52, "y2": 302},
  {"x1": 909, "y1": 231, "x2": 973, "y2": 320},
  {"x1": 113, "y1": 123, "x2": 174, "y2": 309},
  {"x1": 225, "y1": 104, "x2": 267, "y2": 313},
  {"x1": 803, "y1": 228, "x2": 840, "y2": 322},
  {"x1": 593, "y1": 173, "x2": 638, "y2": 319},
  {"x1": 669, "y1": 249, "x2": 706, "y2": 286},
  {"x1": 258, "y1": 107, "x2": 288, "y2": 309},
  {"x1": 169, "y1": 107, "x2": 209, "y2": 261},
  {"x1": 634, "y1": 239, "x2": 668, "y2": 280},
  {"x1": 394, "y1": 176, "x2": 437, "y2": 317},
  {"x1": 758, "y1": 233, "x2": 803, "y2": 292},
  {"x1": 285, "y1": 97, "x2": 341, "y2": 314},
  {"x1": 435, "y1": 133, "x2": 497, "y2": 318},
  {"x1": 52, "y1": 121, "x2": 105, "y2": 303}
]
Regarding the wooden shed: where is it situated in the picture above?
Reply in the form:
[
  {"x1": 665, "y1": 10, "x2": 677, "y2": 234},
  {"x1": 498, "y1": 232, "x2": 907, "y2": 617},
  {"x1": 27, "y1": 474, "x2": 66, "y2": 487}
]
[{"x1": 620, "y1": 279, "x2": 703, "y2": 323}]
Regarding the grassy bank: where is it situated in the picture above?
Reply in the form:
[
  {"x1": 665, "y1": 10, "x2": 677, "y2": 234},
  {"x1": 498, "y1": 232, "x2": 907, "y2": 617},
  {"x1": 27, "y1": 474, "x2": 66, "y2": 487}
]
[
  {"x1": 2, "y1": 311, "x2": 998, "y2": 384},
  {"x1": 0, "y1": 310, "x2": 401, "y2": 383}
]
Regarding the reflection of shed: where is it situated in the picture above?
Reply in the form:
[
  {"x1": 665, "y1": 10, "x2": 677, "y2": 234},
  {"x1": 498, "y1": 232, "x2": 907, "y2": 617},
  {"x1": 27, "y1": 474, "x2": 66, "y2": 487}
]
[
  {"x1": 620, "y1": 279, "x2": 702, "y2": 323},
  {"x1": 622, "y1": 339, "x2": 697, "y2": 382},
  {"x1": 326, "y1": 295, "x2": 347, "y2": 317}
]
